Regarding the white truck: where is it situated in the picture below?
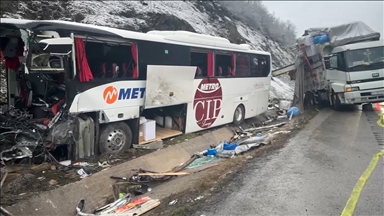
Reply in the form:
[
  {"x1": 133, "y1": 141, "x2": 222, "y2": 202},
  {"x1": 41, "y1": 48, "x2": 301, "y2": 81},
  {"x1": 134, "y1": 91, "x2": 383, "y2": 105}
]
[{"x1": 273, "y1": 21, "x2": 384, "y2": 110}]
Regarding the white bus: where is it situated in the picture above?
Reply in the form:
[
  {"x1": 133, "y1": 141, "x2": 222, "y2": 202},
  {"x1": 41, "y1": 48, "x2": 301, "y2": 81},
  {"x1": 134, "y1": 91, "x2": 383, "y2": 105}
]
[{"x1": 0, "y1": 18, "x2": 272, "y2": 159}]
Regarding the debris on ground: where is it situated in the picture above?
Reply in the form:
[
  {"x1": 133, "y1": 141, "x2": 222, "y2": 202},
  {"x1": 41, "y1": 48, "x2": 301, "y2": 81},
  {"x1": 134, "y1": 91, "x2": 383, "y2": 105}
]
[
  {"x1": 133, "y1": 140, "x2": 164, "y2": 150},
  {"x1": 76, "y1": 194, "x2": 161, "y2": 216},
  {"x1": 0, "y1": 104, "x2": 73, "y2": 165},
  {"x1": 88, "y1": 101, "x2": 293, "y2": 215},
  {"x1": 186, "y1": 156, "x2": 221, "y2": 169},
  {"x1": 48, "y1": 179, "x2": 57, "y2": 185},
  {"x1": 169, "y1": 199, "x2": 178, "y2": 206},
  {"x1": 2, "y1": 97, "x2": 295, "y2": 215},
  {"x1": 75, "y1": 173, "x2": 161, "y2": 215},
  {"x1": 287, "y1": 106, "x2": 300, "y2": 119},
  {"x1": 76, "y1": 168, "x2": 89, "y2": 179}
]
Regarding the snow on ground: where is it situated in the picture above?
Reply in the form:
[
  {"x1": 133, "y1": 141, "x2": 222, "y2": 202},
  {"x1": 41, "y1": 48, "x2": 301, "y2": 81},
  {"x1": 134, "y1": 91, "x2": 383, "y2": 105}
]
[
  {"x1": 270, "y1": 76, "x2": 294, "y2": 100},
  {"x1": 1, "y1": 0, "x2": 295, "y2": 101}
]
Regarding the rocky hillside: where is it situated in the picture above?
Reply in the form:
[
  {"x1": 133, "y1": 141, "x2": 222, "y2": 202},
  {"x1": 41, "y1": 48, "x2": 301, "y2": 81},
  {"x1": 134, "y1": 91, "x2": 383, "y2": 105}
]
[{"x1": 0, "y1": 0, "x2": 295, "y2": 100}]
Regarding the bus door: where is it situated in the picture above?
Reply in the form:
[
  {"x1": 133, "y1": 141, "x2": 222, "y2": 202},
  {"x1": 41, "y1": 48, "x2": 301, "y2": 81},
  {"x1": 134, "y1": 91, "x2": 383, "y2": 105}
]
[{"x1": 144, "y1": 65, "x2": 196, "y2": 109}]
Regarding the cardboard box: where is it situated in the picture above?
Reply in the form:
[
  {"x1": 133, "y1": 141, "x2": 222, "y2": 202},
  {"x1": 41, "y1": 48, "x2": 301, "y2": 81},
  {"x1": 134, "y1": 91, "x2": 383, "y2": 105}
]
[
  {"x1": 138, "y1": 128, "x2": 145, "y2": 143},
  {"x1": 172, "y1": 117, "x2": 184, "y2": 131},
  {"x1": 140, "y1": 119, "x2": 156, "y2": 141}
]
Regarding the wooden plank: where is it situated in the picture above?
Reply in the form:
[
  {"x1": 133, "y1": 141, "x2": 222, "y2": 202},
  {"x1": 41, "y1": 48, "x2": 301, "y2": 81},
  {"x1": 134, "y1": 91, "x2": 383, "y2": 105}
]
[
  {"x1": 272, "y1": 63, "x2": 295, "y2": 77},
  {"x1": 139, "y1": 126, "x2": 182, "y2": 145},
  {"x1": 137, "y1": 172, "x2": 190, "y2": 176}
]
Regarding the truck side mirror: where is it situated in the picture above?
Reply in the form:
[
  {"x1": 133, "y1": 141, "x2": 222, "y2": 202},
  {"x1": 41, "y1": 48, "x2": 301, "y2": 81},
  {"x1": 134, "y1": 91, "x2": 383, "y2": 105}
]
[
  {"x1": 324, "y1": 57, "x2": 331, "y2": 69},
  {"x1": 325, "y1": 55, "x2": 338, "y2": 70}
]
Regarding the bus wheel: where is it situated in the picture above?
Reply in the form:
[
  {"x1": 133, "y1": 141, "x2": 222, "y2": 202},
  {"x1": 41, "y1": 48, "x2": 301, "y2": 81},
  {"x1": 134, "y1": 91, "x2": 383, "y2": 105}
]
[
  {"x1": 233, "y1": 105, "x2": 245, "y2": 126},
  {"x1": 99, "y1": 122, "x2": 132, "y2": 155}
]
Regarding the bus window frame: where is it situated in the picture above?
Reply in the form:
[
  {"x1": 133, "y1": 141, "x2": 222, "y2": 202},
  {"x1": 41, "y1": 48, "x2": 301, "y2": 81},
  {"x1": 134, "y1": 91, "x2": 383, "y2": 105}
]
[
  {"x1": 72, "y1": 34, "x2": 139, "y2": 82},
  {"x1": 214, "y1": 51, "x2": 233, "y2": 78},
  {"x1": 248, "y1": 53, "x2": 271, "y2": 78},
  {"x1": 235, "y1": 52, "x2": 250, "y2": 77},
  {"x1": 190, "y1": 48, "x2": 212, "y2": 79}
]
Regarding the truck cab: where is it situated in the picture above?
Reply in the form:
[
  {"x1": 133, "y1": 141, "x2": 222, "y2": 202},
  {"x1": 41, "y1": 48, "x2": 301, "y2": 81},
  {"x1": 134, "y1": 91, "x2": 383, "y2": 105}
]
[{"x1": 326, "y1": 40, "x2": 384, "y2": 105}]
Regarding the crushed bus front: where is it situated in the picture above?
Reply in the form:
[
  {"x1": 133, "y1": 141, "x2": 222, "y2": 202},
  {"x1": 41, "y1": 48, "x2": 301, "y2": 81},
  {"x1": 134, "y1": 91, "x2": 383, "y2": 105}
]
[{"x1": 0, "y1": 19, "x2": 84, "y2": 164}]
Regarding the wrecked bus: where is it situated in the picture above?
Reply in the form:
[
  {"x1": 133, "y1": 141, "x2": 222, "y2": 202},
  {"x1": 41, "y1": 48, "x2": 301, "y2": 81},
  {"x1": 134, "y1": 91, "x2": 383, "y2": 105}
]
[{"x1": 0, "y1": 18, "x2": 272, "y2": 163}]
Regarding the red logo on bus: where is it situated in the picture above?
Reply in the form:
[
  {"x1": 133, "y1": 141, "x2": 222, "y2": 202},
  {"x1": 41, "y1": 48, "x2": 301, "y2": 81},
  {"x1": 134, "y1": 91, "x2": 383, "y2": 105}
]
[
  {"x1": 193, "y1": 78, "x2": 223, "y2": 129},
  {"x1": 103, "y1": 86, "x2": 118, "y2": 104}
]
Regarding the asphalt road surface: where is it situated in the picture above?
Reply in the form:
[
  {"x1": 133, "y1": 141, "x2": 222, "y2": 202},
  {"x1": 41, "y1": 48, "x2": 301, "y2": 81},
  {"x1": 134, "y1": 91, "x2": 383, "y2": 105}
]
[{"x1": 194, "y1": 107, "x2": 384, "y2": 216}]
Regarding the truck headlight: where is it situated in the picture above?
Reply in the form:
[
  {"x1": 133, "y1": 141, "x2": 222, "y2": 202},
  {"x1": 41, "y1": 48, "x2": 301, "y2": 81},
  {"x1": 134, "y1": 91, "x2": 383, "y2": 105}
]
[{"x1": 346, "y1": 87, "x2": 360, "y2": 92}]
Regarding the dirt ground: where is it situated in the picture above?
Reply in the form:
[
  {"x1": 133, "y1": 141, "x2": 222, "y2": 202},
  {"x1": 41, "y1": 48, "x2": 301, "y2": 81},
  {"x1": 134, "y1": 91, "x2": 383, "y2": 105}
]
[
  {"x1": 0, "y1": 108, "x2": 282, "y2": 207},
  {"x1": 144, "y1": 108, "x2": 319, "y2": 216}
]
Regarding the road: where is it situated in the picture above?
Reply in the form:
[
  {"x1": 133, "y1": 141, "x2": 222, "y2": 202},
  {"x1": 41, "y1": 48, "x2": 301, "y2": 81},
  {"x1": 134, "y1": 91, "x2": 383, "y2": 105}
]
[{"x1": 194, "y1": 107, "x2": 384, "y2": 216}]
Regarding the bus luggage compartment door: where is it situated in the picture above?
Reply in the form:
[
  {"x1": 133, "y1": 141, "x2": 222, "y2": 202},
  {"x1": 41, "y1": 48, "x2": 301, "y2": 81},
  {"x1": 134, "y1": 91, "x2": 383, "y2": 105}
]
[
  {"x1": 74, "y1": 116, "x2": 95, "y2": 160},
  {"x1": 145, "y1": 65, "x2": 196, "y2": 109}
]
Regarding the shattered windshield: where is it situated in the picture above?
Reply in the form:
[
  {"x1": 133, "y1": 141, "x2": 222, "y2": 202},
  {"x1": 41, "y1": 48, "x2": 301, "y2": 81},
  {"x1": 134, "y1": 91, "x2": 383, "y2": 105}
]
[{"x1": 345, "y1": 46, "x2": 384, "y2": 72}]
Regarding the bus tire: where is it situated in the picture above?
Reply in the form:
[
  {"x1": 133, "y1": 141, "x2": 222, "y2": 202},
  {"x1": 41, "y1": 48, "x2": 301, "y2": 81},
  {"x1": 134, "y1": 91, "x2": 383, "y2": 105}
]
[
  {"x1": 99, "y1": 122, "x2": 132, "y2": 155},
  {"x1": 233, "y1": 104, "x2": 245, "y2": 126}
]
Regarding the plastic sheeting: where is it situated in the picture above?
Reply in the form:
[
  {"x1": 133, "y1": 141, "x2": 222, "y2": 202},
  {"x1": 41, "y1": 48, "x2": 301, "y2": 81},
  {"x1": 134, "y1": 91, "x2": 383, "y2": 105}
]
[
  {"x1": 292, "y1": 56, "x2": 305, "y2": 111},
  {"x1": 304, "y1": 21, "x2": 381, "y2": 47}
]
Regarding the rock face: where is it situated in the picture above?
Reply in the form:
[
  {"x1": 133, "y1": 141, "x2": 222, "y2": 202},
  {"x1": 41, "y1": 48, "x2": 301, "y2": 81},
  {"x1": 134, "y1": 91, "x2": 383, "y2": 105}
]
[{"x1": 0, "y1": 0, "x2": 295, "y2": 100}]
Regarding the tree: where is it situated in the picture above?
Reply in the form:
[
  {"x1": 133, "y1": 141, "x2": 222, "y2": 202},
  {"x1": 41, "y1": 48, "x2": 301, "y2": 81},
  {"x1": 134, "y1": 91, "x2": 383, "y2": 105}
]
[{"x1": 218, "y1": 1, "x2": 297, "y2": 45}]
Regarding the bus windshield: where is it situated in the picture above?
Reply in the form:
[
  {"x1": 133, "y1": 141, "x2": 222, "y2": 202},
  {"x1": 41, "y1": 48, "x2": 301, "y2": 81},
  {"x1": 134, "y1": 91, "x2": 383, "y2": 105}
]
[{"x1": 345, "y1": 46, "x2": 384, "y2": 72}]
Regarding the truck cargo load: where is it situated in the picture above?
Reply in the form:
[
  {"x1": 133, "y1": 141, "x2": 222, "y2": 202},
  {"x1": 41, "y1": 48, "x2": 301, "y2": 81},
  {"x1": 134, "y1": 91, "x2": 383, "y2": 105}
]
[
  {"x1": 304, "y1": 21, "x2": 381, "y2": 47},
  {"x1": 290, "y1": 21, "x2": 383, "y2": 111}
]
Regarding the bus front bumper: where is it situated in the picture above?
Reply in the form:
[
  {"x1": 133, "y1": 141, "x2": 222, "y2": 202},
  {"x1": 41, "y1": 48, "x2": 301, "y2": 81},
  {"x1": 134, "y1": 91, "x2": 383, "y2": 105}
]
[{"x1": 344, "y1": 89, "x2": 384, "y2": 104}]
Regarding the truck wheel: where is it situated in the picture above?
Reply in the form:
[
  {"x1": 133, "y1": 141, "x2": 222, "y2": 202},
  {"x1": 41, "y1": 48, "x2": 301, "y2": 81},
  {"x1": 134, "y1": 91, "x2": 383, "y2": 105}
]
[
  {"x1": 233, "y1": 104, "x2": 245, "y2": 126},
  {"x1": 304, "y1": 92, "x2": 314, "y2": 109},
  {"x1": 362, "y1": 103, "x2": 373, "y2": 111},
  {"x1": 331, "y1": 92, "x2": 341, "y2": 111},
  {"x1": 99, "y1": 122, "x2": 132, "y2": 155}
]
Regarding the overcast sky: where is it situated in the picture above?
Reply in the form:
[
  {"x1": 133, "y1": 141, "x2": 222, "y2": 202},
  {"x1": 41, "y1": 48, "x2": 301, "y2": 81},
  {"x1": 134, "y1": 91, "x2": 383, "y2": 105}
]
[{"x1": 263, "y1": 1, "x2": 384, "y2": 38}]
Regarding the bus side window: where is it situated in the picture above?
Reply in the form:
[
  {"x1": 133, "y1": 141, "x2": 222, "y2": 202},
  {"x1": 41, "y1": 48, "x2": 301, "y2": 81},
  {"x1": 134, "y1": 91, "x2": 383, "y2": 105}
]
[
  {"x1": 191, "y1": 51, "x2": 208, "y2": 78},
  {"x1": 249, "y1": 54, "x2": 271, "y2": 77},
  {"x1": 82, "y1": 41, "x2": 136, "y2": 80},
  {"x1": 235, "y1": 53, "x2": 250, "y2": 77},
  {"x1": 260, "y1": 55, "x2": 271, "y2": 77},
  {"x1": 215, "y1": 53, "x2": 232, "y2": 77},
  {"x1": 249, "y1": 55, "x2": 261, "y2": 77}
]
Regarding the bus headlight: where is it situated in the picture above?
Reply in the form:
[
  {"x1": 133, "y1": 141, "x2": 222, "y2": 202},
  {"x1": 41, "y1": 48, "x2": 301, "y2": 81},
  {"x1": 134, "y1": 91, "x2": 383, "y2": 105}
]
[{"x1": 346, "y1": 86, "x2": 360, "y2": 92}]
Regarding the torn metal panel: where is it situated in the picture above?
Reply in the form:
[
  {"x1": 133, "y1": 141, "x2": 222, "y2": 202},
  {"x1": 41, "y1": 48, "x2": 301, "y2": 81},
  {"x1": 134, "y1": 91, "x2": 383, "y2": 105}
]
[
  {"x1": 144, "y1": 65, "x2": 196, "y2": 109},
  {"x1": 0, "y1": 146, "x2": 33, "y2": 161}
]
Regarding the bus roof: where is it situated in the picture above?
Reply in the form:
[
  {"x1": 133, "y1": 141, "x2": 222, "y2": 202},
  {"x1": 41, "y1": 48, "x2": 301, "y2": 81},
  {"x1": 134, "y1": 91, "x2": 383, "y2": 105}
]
[{"x1": 0, "y1": 18, "x2": 270, "y2": 56}]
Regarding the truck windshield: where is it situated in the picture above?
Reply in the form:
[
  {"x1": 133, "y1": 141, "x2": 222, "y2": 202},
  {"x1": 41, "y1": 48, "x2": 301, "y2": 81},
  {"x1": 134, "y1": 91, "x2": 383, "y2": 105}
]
[{"x1": 345, "y1": 46, "x2": 384, "y2": 72}]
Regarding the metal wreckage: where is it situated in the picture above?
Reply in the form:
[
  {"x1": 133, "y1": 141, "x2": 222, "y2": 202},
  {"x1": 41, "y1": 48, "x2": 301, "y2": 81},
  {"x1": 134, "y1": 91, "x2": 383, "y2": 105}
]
[{"x1": 0, "y1": 24, "x2": 79, "y2": 165}]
